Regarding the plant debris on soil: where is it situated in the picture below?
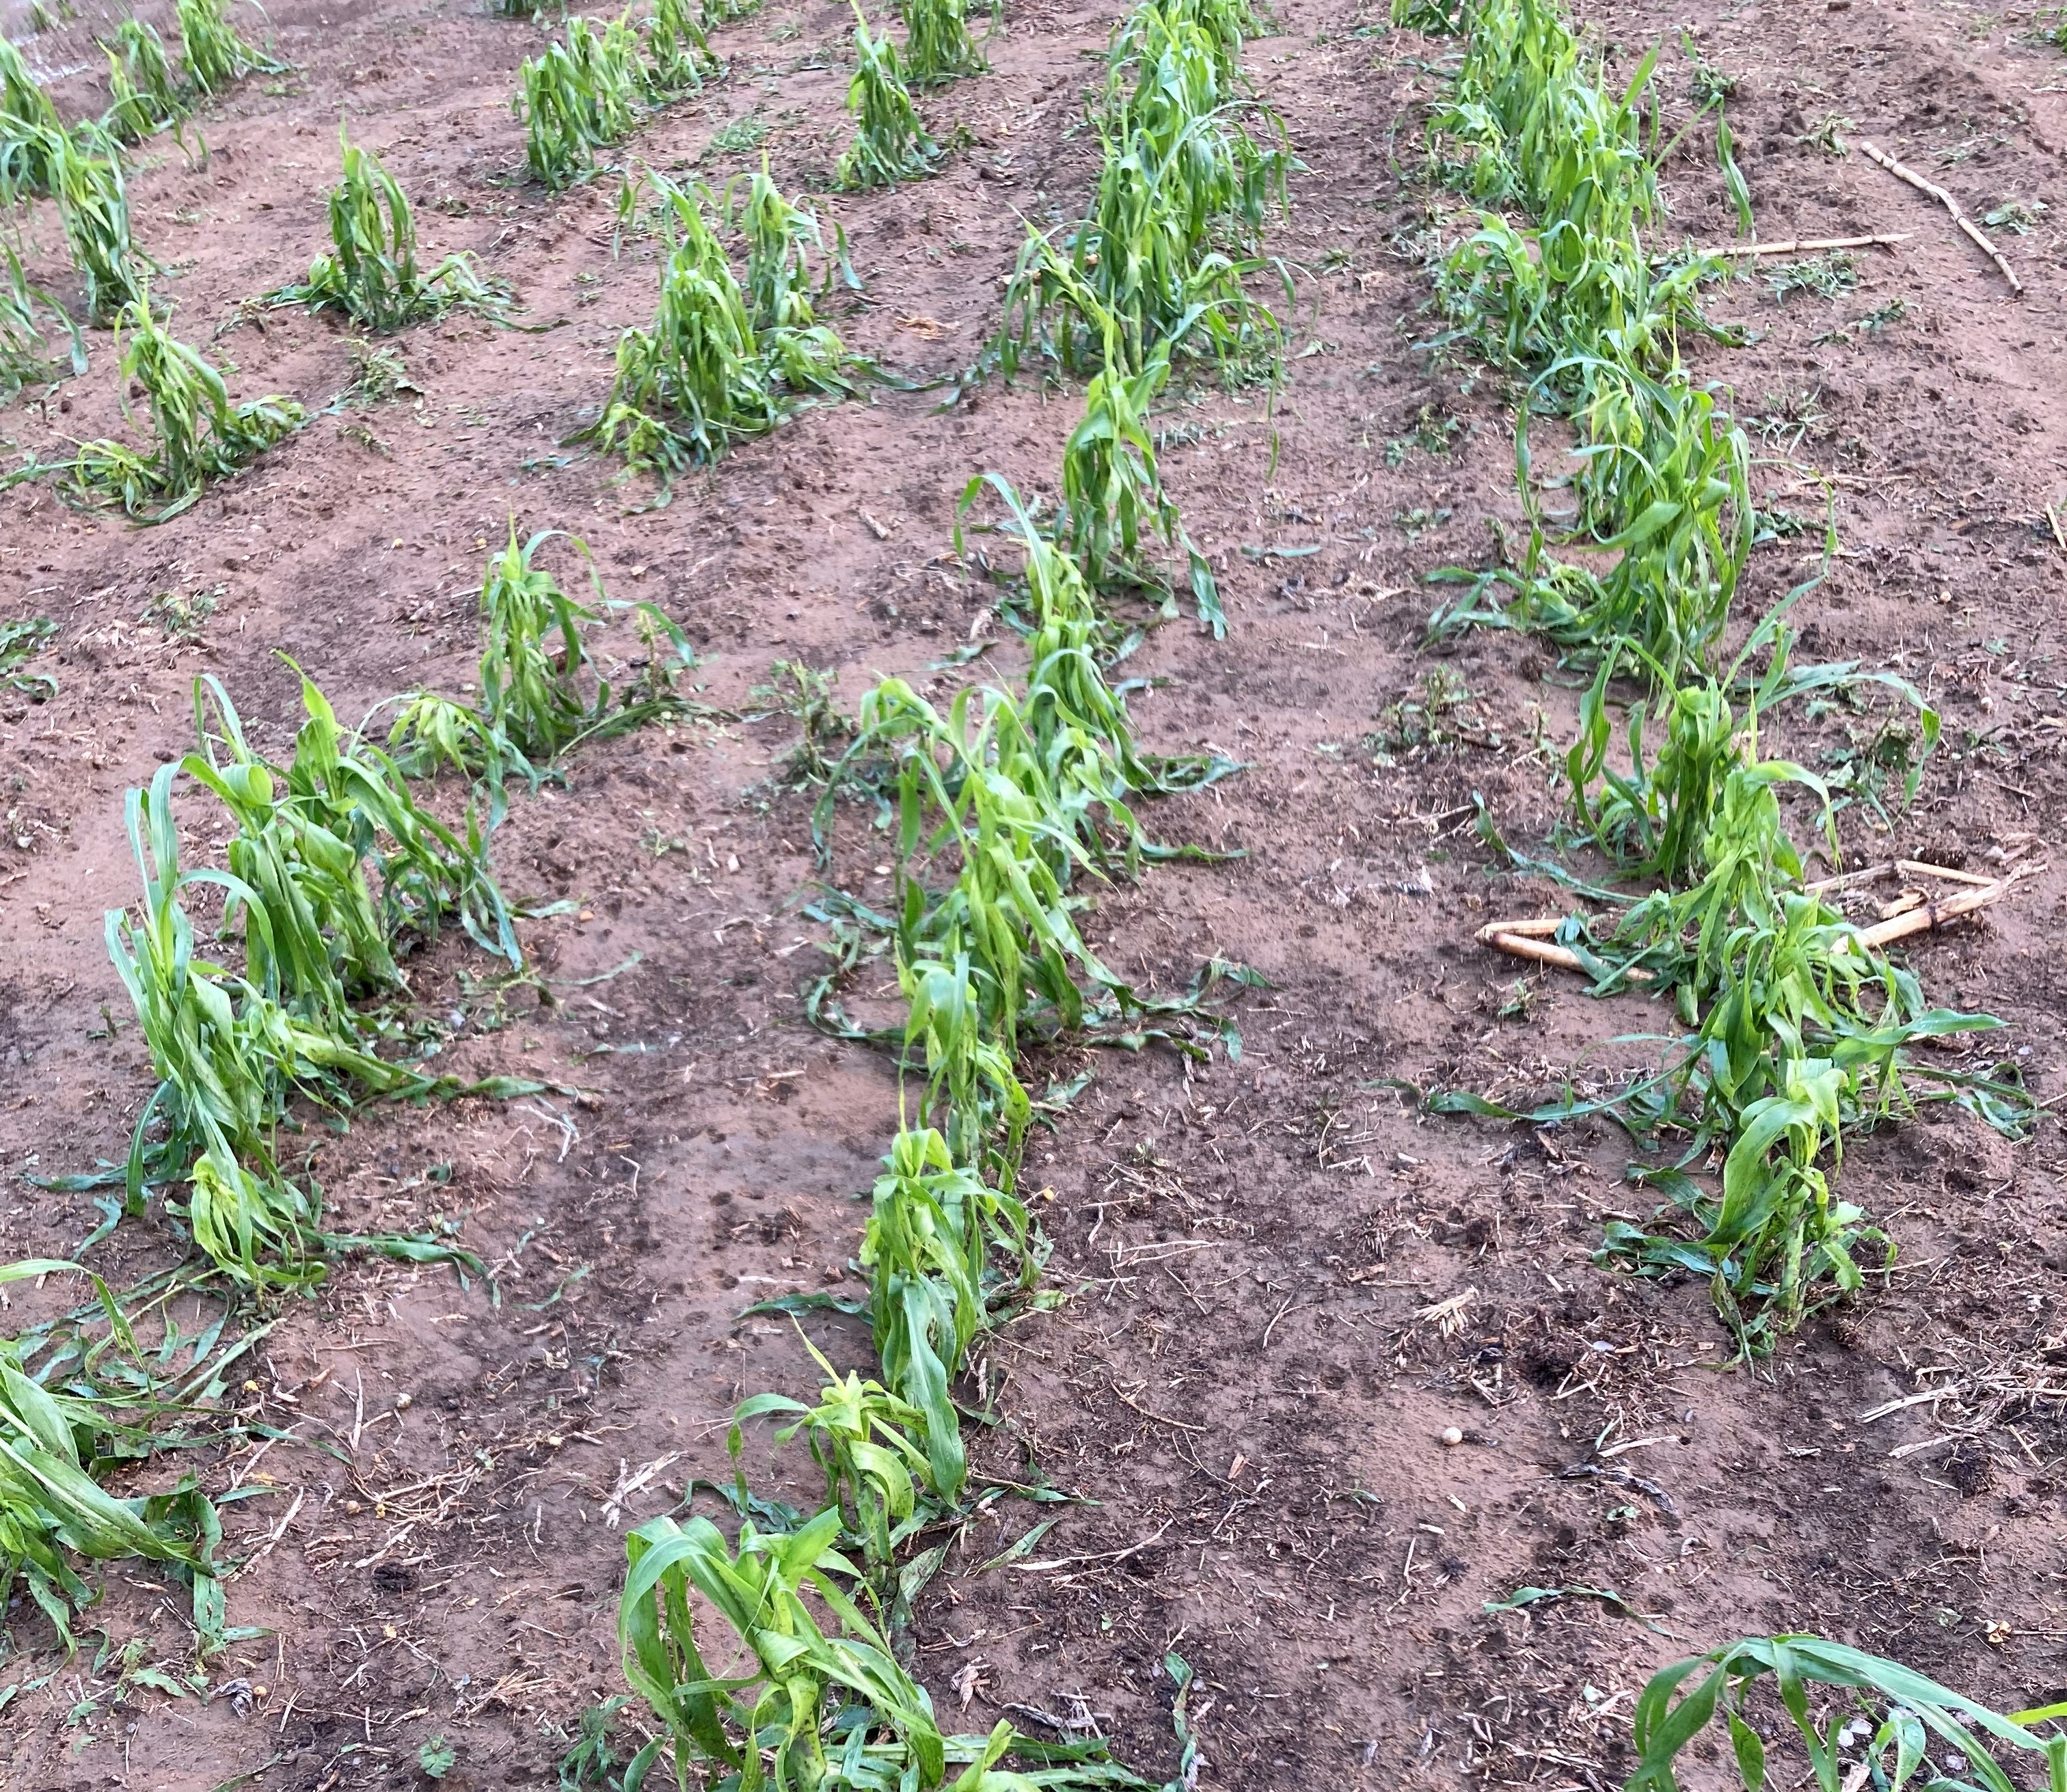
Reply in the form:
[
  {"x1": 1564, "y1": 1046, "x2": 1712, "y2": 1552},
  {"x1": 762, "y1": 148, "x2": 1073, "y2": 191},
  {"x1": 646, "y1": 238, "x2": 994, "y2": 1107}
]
[{"x1": 3, "y1": 0, "x2": 2067, "y2": 1787}]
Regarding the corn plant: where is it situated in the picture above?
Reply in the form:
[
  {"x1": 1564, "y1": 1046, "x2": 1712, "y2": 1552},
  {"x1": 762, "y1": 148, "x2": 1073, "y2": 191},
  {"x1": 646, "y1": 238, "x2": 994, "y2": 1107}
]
[
  {"x1": 1056, "y1": 336, "x2": 1224, "y2": 634},
  {"x1": 0, "y1": 1264, "x2": 223, "y2": 1653},
  {"x1": 390, "y1": 526, "x2": 699, "y2": 792},
  {"x1": 1, "y1": 35, "x2": 62, "y2": 196},
  {"x1": 731, "y1": 1327, "x2": 941, "y2": 1584},
  {"x1": 68, "y1": 290, "x2": 301, "y2": 521},
  {"x1": 643, "y1": 0, "x2": 718, "y2": 92},
  {"x1": 1, "y1": 243, "x2": 83, "y2": 403},
  {"x1": 175, "y1": 0, "x2": 283, "y2": 93},
  {"x1": 581, "y1": 172, "x2": 850, "y2": 475},
  {"x1": 1625, "y1": 1635, "x2": 2067, "y2": 1791},
  {"x1": 700, "y1": 0, "x2": 760, "y2": 25},
  {"x1": 516, "y1": 15, "x2": 643, "y2": 190},
  {"x1": 1429, "y1": 359, "x2": 1751, "y2": 687},
  {"x1": 48, "y1": 124, "x2": 155, "y2": 327},
  {"x1": 897, "y1": 0, "x2": 983, "y2": 86},
  {"x1": 835, "y1": 4, "x2": 936, "y2": 189},
  {"x1": 102, "y1": 18, "x2": 187, "y2": 141},
  {"x1": 266, "y1": 128, "x2": 509, "y2": 329}
]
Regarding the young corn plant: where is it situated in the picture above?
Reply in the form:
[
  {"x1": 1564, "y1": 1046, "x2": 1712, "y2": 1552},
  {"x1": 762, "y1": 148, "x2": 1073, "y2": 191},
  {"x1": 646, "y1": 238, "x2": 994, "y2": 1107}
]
[
  {"x1": 897, "y1": 0, "x2": 984, "y2": 86},
  {"x1": 266, "y1": 128, "x2": 508, "y2": 329},
  {"x1": 49, "y1": 125, "x2": 156, "y2": 327},
  {"x1": 0, "y1": 1263, "x2": 227, "y2": 1653},
  {"x1": 1, "y1": 35, "x2": 63, "y2": 196},
  {"x1": 1429, "y1": 359, "x2": 1753, "y2": 688},
  {"x1": 68, "y1": 290, "x2": 301, "y2": 521},
  {"x1": 516, "y1": 16, "x2": 643, "y2": 190},
  {"x1": 101, "y1": 18, "x2": 187, "y2": 142},
  {"x1": 618, "y1": 1508, "x2": 1159, "y2": 1792},
  {"x1": 644, "y1": 0, "x2": 719, "y2": 92},
  {"x1": 1057, "y1": 336, "x2": 1224, "y2": 634},
  {"x1": 175, "y1": 0, "x2": 284, "y2": 93},
  {"x1": 1, "y1": 243, "x2": 83, "y2": 403},
  {"x1": 1624, "y1": 1634, "x2": 2067, "y2": 1791},
  {"x1": 581, "y1": 172, "x2": 850, "y2": 476},
  {"x1": 835, "y1": 3, "x2": 937, "y2": 189}
]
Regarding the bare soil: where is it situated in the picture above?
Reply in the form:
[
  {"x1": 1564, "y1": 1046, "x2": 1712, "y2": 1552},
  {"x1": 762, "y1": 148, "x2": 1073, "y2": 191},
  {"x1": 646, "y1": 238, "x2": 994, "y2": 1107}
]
[{"x1": 3, "y1": 0, "x2": 2067, "y2": 1787}]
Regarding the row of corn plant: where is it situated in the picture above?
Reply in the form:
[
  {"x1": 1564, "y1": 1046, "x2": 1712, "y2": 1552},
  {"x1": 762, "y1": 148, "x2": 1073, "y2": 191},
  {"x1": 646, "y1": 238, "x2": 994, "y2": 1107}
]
[
  {"x1": 1394, "y1": 9, "x2": 2064, "y2": 1771},
  {"x1": 14, "y1": 530, "x2": 701, "y2": 1644},
  {"x1": 265, "y1": 127, "x2": 509, "y2": 330},
  {"x1": 599, "y1": 8, "x2": 1280, "y2": 1776},
  {"x1": 581, "y1": 163, "x2": 856, "y2": 476},
  {"x1": 1401, "y1": 0, "x2": 2030, "y2": 1360},
  {"x1": 515, "y1": 0, "x2": 719, "y2": 190},
  {"x1": 613, "y1": 503, "x2": 1237, "y2": 1787},
  {"x1": 92, "y1": 673, "x2": 525, "y2": 1290}
]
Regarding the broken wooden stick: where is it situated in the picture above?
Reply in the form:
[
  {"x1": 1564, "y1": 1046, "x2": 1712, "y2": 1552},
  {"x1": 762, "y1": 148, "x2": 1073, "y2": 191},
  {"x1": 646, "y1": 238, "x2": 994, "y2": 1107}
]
[
  {"x1": 1705, "y1": 232, "x2": 1911, "y2": 256},
  {"x1": 1478, "y1": 861, "x2": 2040, "y2": 978},
  {"x1": 1859, "y1": 140, "x2": 2023, "y2": 295}
]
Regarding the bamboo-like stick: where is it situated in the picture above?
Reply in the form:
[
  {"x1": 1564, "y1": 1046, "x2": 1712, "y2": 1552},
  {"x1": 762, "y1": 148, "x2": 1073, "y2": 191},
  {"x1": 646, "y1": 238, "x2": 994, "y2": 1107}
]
[
  {"x1": 1706, "y1": 232, "x2": 1911, "y2": 256},
  {"x1": 1859, "y1": 141, "x2": 2023, "y2": 295}
]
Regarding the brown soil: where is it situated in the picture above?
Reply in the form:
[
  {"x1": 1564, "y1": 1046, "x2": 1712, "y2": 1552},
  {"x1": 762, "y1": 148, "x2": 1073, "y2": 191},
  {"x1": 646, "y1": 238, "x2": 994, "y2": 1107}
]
[{"x1": 3, "y1": 0, "x2": 2067, "y2": 1787}]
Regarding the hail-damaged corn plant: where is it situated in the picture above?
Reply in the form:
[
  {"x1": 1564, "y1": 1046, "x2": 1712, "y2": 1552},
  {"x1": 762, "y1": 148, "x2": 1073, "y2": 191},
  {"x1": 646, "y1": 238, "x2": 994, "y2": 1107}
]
[
  {"x1": 103, "y1": 675, "x2": 524, "y2": 1288},
  {"x1": 618, "y1": 1507, "x2": 1165, "y2": 1792},
  {"x1": 1, "y1": 36, "x2": 62, "y2": 196},
  {"x1": 1430, "y1": 357, "x2": 1752, "y2": 685},
  {"x1": 516, "y1": 14, "x2": 644, "y2": 189},
  {"x1": 46, "y1": 125, "x2": 157, "y2": 327},
  {"x1": 897, "y1": 0, "x2": 984, "y2": 86},
  {"x1": 991, "y1": 3, "x2": 1288, "y2": 379},
  {"x1": 1623, "y1": 1634, "x2": 2067, "y2": 1792},
  {"x1": 175, "y1": 0, "x2": 284, "y2": 93},
  {"x1": 67, "y1": 291, "x2": 300, "y2": 521},
  {"x1": 102, "y1": 18, "x2": 188, "y2": 142},
  {"x1": 1, "y1": 243, "x2": 83, "y2": 403},
  {"x1": 580, "y1": 169, "x2": 852, "y2": 477},
  {"x1": 388, "y1": 524, "x2": 699, "y2": 802},
  {"x1": 0, "y1": 1260, "x2": 245, "y2": 1654},
  {"x1": 835, "y1": 3, "x2": 937, "y2": 189},
  {"x1": 266, "y1": 128, "x2": 508, "y2": 329},
  {"x1": 643, "y1": 0, "x2": 720, "y2": 93}
]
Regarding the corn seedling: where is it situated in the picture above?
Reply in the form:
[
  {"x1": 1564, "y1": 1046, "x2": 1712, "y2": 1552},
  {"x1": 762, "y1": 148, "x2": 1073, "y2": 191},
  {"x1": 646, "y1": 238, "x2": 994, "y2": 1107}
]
[
  {"x1": 835, "y1": 4, "x2": 936, "y2": 189},
  {"x1": 49, "y1": 125, "x2": 156, "y2": 328},
  {"x1": 897, "y1": 0, "x2": 984, "y2": 86},
  {"x1": 700, "y1": 0, "x2": 760, "y2": 25},
  {"x1": 643, "y1": 0, "x2": 718, "y2": 93},
  {"x1": 102, "y1": 18, "x2": 187, "y2": 141},
  {"x1": 175, "y1": 0, "x2": 283, "y2": 93},
  {"x1": 267, "y1": 128, "x2": 509, "y2": 329},
  {"x1": 1, "y1": 35, "x2": 62, "y2": 195},
  {"x1": 746, "y1": 658, "x2": 856, "y2": 787},
  {"x1": 68, "y1": 290, "x2": 301, "y2": 521},
  {"x1": 1, "y1": 243, "x2": 84, "y2": 403},
  {"x1": 1625, "y1": 1634, "x2": 2067, "y2": 1791}
]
